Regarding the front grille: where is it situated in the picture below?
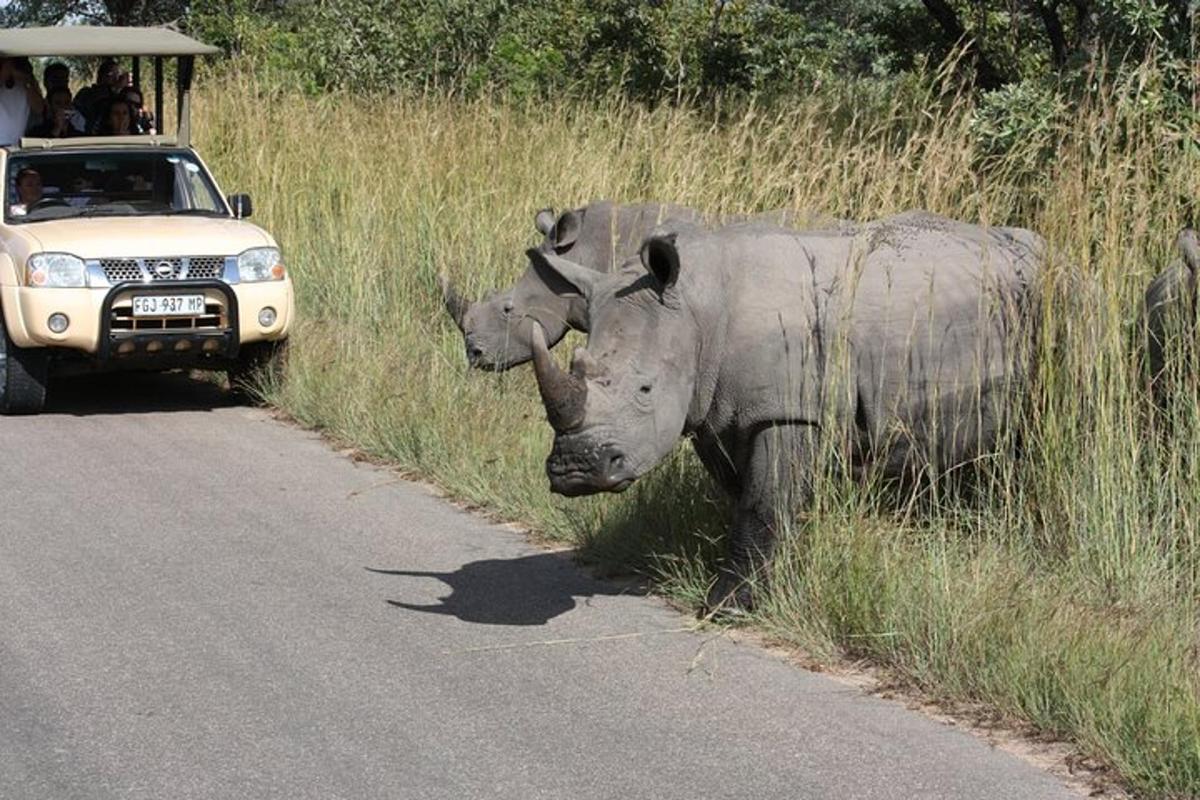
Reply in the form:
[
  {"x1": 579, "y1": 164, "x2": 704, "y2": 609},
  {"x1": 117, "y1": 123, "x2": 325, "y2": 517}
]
[
  {"x1": 186, "y1": 256, "x2": 225, "y2": 280},
  {"x1": 99, "y1": 256, "x2": 228, "y2": 283},
  {"x1": 101, "y1": 258, "x2": 143, "y2": 283}
]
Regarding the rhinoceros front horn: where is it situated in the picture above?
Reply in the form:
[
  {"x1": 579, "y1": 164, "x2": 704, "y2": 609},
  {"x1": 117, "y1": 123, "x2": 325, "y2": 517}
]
[
  {"x1": 438, "y1": 274, "x2": 471, "y2": 332},
  {"x1": 530, "y1": 322, "x2": 586, "y2": 433}
]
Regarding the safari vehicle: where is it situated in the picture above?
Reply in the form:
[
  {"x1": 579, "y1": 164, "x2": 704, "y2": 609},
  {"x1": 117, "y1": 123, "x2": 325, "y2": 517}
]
[{"x1": 0, "y1": 27, "x2": 293, "y2": 413}]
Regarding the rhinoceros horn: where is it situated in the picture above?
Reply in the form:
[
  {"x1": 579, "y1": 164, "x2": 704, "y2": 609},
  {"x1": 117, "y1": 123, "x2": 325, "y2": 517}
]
[
  {"x1": 530, "y1": 322, "x2": 587, "y2": 433},
  {"x1": 438, "y1": 273, "x2": 471, "y2": 332}
]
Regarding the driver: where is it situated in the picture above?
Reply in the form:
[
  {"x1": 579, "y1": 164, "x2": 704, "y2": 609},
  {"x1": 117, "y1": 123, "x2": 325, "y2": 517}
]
[{"x1": 9, "y1": 167, "x2": 42, "y2": 216}]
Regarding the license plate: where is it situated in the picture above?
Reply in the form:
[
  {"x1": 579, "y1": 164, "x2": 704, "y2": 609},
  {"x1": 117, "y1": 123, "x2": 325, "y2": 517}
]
[{"x1": 132, "y1": 295, "x2": 206, "y2": 317}]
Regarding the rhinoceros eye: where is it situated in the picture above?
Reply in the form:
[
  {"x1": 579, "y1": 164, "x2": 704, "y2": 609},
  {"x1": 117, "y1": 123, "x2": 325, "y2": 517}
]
[
  {"x1": 502, "y1": 300, "x2": 515, "y2": 315},
  {"x1": 639, "y1": 384, "x2": 652, "y2": 395}
]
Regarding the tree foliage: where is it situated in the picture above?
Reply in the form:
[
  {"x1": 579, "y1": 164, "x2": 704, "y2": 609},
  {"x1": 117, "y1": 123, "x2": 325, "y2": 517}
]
[{"x1": 1, "y1": 0, "x2": 1195, "y2": 106}]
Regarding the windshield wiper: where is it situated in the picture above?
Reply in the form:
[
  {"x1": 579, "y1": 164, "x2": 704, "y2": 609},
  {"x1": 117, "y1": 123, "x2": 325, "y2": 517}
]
[
  {"x1": 160, "y1": 208, "x2": 227, "y2": 216},
  {"x1": 72, "y1": 207, "x2": 132, "y2": 218}
]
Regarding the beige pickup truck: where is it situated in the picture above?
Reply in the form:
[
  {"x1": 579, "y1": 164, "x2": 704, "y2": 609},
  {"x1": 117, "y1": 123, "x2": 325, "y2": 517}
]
[{"x1": 0, "y1": 27, "x2": 294, "y2": 413}]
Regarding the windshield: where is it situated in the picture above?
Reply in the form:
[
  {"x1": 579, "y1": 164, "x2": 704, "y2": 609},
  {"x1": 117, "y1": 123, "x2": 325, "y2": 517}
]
[{"x1": 4, "y1": 150, "x2": 228, "y2": 223}]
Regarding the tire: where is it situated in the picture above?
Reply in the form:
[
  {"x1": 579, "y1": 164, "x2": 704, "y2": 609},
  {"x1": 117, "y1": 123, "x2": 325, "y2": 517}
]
[
  {"x1": 228, "y1": 339, "x2": 288, "y2": 400},
  {"x1": 0, "y1": 324, "x2": 48, "y2": 415}
]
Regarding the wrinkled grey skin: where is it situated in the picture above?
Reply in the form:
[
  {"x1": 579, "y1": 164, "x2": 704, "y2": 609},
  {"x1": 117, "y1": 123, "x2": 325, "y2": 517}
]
[
  {"x1": 527, "y1": 211, "x2": 1042, "y2": 613},
  {"x1": 440, "y1": 202, "x2": 840, "y2": 370},
  {"x1": 1144, "y1": 229, "x2": 1200, "y2": 404},
  {"x1": 440, "y1": 202, "x2": 705, "y2": 370}
]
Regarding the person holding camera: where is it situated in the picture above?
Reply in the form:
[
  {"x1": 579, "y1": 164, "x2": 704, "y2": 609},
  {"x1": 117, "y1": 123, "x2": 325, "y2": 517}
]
[
  {"x1": 0, "y1": 58, "x2": 45, "y2": 146},
  {"x1": 31, "y1": 87, "x2": 84, "y2": 138}
]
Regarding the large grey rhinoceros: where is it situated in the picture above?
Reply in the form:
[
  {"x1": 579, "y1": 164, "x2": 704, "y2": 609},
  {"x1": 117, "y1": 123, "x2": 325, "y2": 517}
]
[
  {"x1": 525, "y1": 211, "x2": 1043, "y2": 612},
  {"x1": 1144, "y1": 229, "x2": 1200, "y2": 404},
  {"x1": 439, "y1": 201, "x2": 705, "y2": 371}
]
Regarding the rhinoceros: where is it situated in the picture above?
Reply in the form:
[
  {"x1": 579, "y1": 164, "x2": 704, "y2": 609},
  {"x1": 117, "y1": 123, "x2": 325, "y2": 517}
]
[
  {"x1": 439, "y1": 202, "x2": 706, "y2": 371},
  {"x1": 1144, "y1": 229, "x2": 1200, "y2": 404},
  {"x1": 439, "y1": 201, "x2": 839, "y2": 370},
  {"x1": 524, "y1": 211, "x2": 1043, "y2": 612}
]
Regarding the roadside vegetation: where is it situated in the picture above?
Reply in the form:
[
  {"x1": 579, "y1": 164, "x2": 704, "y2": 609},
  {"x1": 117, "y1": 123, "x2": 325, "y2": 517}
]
[{"x1": 191, "y1": 63, "x2": 1199, "y2": 797}]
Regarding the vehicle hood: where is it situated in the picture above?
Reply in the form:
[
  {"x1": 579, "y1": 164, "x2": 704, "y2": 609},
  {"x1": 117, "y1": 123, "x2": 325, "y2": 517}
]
[{"x1": 9, "y1": 216, "x2": 275, "y2": 260}]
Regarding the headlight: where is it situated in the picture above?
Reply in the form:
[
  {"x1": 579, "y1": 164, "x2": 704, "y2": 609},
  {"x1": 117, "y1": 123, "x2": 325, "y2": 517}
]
[
  {"x1": 27, "y1": 253, "x2": 87, "y2": 288},
  {"x1": 237, "y1": 247, "x2": 286, "y2": 282}
]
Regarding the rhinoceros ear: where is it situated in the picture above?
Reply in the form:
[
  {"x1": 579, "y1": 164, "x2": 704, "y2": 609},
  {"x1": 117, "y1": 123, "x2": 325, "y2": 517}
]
[
  {"x1": 535, "y1": 208, "x2": 556, "y2": 237},
  {"x1": 526, "y1": 247, "x2": 597, "y2": 299},
  {"x1": 551, "y1": 210, "x2": 582, "y2": 252},
  {"x1": 640, "y1": 233, "x2": 680, "y2": 294}
]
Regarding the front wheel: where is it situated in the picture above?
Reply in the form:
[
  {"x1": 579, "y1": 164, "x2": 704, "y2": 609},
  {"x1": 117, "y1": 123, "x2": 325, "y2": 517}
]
[
  {"x1": 0, "y1": 323, "x2": 48, "y2": 414},
  {"x1": 228, "y1": 340, "x2": 288, "y2": 400}
]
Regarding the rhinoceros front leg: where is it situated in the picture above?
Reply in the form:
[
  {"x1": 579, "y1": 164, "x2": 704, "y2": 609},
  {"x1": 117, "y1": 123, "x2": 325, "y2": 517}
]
[{"x1": 705, "y1": 422, "x2": 817, "y2": 617}]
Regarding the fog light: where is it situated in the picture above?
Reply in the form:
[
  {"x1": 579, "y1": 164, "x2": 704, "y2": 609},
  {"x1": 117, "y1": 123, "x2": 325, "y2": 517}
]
[
  {"x1": 146, "y1": 340, "x2": 163, "y2": 353},
  {"x1": 117, "y1": 341, "x2": 135, "y2": 355},
  {"x1": 174, "y1": 339, "x2": 192, "y2": 352},
  {"x1": 202, "y1": 339, "x2": 221, "y2": 352},
  {"x1": 258, "y1": 306, "x2": 277, "y2": 327},
  {"x1": 47, "y1": 313, "x2": 69, "y2": 333}
]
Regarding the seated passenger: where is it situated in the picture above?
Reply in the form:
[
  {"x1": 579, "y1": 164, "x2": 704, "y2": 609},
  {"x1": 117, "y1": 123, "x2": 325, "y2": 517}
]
[
  {"x1": 31, "y1": 87, "x2": 85, "y2": 138},
  {"x1": 94, "y1": 98, "x2": 134, "y2": 136},
  {"x1": 9, "y1": 167, "x2": 43, "y2": 216},
  {"x1": 74, "y1": 59, "x2": 125, "y2": 127},
  {"x1": 119, "y1": 87, "x2": 155, "y2": 134}
]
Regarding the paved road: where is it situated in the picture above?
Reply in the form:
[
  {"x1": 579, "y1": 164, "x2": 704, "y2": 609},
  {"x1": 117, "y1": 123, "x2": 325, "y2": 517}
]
[{"x1": 0, "y1": 373, "x2": 1080, "y2": 800}]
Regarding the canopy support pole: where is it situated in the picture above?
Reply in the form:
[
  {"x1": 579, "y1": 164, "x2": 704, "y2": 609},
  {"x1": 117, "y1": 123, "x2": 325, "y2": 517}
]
[
  {"x1": 176, "y1": 55, "x2": 194, "y2": 146},
  {"x1": 153, "y1": 56, "x2": 163, "y2": 135}
]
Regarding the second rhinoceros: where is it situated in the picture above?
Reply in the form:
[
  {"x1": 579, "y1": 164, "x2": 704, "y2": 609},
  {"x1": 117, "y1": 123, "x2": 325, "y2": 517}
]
[
  {"x1": 439, "y1": 202, "x2": 838, "y2": 370},
  {"x1": 440, "y1": 201, "x2": 705, "y2": 371},
  {"x1": 1144, "y1": 229, "x2": 1200, "y2": 404},
  {"x1": 525, "y1": 211, "x2": 1043, "y2": 612}
]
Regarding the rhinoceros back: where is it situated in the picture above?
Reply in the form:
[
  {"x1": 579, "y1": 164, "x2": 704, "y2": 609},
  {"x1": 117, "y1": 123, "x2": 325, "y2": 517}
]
[{"x1": 696, "y1": 211, "x2": 1042, "y2": 484}]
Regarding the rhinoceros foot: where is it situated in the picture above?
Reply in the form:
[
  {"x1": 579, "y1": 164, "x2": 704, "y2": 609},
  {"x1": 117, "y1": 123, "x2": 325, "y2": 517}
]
[{"x1": 703, "y1": 570, "x2": 755, "y2": 620}]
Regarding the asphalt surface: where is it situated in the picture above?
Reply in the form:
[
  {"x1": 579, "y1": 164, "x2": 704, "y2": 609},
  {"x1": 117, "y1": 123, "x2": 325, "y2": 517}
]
[{"x1": 0, "y1": 373, "x2": 1082, "y2": 800}]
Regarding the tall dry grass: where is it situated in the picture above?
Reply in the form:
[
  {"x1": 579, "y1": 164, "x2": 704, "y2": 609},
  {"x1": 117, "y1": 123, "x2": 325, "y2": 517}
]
[{"x1": 193, "y1": 67, "x2": 1199, "y2": 796}]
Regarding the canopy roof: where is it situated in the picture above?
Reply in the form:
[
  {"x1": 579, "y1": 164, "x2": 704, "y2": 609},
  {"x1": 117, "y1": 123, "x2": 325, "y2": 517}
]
[{"x1": 0, "y1": 26, "x2": 220, "y2": 57}]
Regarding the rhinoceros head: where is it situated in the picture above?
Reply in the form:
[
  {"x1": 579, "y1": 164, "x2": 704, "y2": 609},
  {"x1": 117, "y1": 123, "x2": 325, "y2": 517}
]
[
  {"x1": 1179, "y1": 228, "x2": 1200, "y2": 273},
  {"x1": 441, "y1": 207, "x2": 598, "y2": 371},
  {"x1": 526, "y1": 234, "x2": 696, "y2": 496}
]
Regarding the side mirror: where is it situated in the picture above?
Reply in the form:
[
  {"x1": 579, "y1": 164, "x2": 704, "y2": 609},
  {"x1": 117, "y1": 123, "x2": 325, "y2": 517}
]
[{"x1": 228, "y1": 193, "x2": 253, "y2": 219}]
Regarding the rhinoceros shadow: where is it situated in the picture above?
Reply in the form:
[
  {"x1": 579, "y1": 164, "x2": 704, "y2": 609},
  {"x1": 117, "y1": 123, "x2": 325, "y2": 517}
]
[{"x1": 367, "y1": 552, "x2": 638, "y2": 626}]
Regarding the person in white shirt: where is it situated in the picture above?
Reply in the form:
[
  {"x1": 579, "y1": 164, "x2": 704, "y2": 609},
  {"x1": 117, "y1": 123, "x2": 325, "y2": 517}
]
[{"x1": 0, "y1": 59, "x2": 45, "y2": 147}]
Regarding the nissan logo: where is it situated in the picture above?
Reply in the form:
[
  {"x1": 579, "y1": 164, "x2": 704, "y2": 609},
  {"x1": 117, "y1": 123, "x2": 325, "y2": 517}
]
[{"x1": 153, "y1": 260, "x2": 175, "y2": 279}]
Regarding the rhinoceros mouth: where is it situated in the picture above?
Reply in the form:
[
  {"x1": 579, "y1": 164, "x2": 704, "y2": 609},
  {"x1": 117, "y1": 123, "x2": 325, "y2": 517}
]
[
  {"x1": 546, "y1": 437, "x2": 637, "y2": 496},
  {"x1": 549, "y1": 471, "x2": 635, "y2": 497}
]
